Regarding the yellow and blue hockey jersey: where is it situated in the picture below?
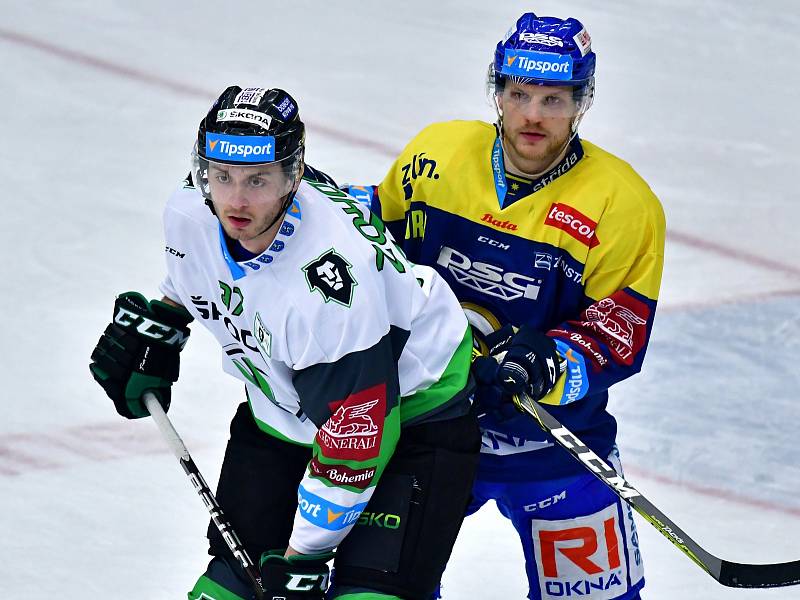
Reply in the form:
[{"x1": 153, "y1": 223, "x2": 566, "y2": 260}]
[{"x1": 365, "y1": 120, "x2": 665, "y2": 480}]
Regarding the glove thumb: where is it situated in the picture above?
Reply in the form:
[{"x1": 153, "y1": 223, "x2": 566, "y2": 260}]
[{"x1": 496, "y1": 359, "x2": 529, "y2": 394}]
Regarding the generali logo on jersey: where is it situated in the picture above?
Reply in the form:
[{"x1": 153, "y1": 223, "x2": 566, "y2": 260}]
[
  {"x1": 544, "y1": 203, "x2": 599, "y2": 248},
  {"x1": 583, "y1": 293, "x2": 650, "y2": 366},
  {"x1": 318, "y1": 384, "x2": 386, "y2": 461}
]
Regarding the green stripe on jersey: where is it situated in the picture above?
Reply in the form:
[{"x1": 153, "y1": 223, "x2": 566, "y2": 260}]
[
  {"x1": 247, "y1": 401, "x2": 313, "y2": 447},
  {"x1": 399, "y1": 326, "x2": 472, "y2": 423}
]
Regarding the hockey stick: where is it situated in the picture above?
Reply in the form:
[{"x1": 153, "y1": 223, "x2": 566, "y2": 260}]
[
  {"x1": 143, "y1": 392, "x2": 265, "y2": 599},
  {"x1": 510, "y1": 390, "x2": 800, "y2": 588}
]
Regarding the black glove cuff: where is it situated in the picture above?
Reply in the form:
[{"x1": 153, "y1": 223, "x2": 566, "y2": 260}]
[{"x1": 513, "y1": 325, "x2": 557, "y2": 353}]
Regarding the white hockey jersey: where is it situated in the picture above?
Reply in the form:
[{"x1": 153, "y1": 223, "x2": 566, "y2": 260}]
[{"x1": 159, "y1": 177, "x2": 473, "y2": 553}]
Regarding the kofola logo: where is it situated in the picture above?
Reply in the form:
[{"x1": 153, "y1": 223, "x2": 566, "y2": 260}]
[
  {"x1": 544, "y1": 203, "x2": 599, "y2": 248},
  {"x1": 206, "y1": 132, "x2": 275, "y2": 163},
  {"x1": 503, "y1": 49, "x2": 573, "y2": 81}
]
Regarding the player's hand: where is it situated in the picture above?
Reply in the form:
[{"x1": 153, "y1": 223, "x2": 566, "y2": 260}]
[
  {"x1": 471, "y1": 325, "x2": 519, "y2": 420},
  {"x1": 496, "y1": 325, "x2": 562, "y2": 401},
  {"x1": 90, "y1": 292, "x2": 192, "y2": 419},
  {"x1": 259, "y1": 549, "x2": 333, "y2": 600}
]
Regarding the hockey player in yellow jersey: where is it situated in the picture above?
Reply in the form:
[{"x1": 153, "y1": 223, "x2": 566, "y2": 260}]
[{"x1": 344, "y1": 11, "x2": 665, "y2": 600}]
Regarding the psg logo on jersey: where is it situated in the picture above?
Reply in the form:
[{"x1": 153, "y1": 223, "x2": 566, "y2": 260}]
[{"x1": 303, "y1": 249, "x2": 357, "y2": 307}]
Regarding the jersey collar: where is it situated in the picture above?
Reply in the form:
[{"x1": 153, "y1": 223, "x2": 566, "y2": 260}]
[{"x1": 491, "y1": 134, "x2": 584, "y2": 209}]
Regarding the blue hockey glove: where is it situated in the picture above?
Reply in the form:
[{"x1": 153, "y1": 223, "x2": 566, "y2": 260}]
[
  {"x1": 90, "y1": 292, "x2": 192, "y2": 419},
  {"x1": 496, "y1": 325, "x2": 562, "y2": 401},
  {"x1": 259, "y1": 549, "x2": 334, "y2": 600}
]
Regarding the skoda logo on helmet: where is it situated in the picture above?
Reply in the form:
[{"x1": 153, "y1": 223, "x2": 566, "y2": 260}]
[{"x1": 216, "y1": 108, "x2": 273, "y2": 130}]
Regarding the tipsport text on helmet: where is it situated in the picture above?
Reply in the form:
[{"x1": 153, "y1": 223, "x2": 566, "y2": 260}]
[
  {"x1": 205, "y1": 133, "x2": 275, "y2": 163},
  {"x1": 502, "y1": 50, "x2": 574, "y2": 81}
]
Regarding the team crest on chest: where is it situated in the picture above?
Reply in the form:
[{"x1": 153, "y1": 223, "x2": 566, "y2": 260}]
[{"x1": 303, "y1": 248, "x2": 357, "y2": 307}]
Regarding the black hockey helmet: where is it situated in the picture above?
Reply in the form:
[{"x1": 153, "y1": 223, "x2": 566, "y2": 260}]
[{"x1": 192, "y1": 86, "x2": 305, "y2": 202}]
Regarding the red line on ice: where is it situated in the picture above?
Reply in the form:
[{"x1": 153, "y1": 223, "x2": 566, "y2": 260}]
[
  {"x1": 625, "y1": 464, "x2": 800, "y2": 519},
  {"x1": 0, "y1": 422, "x2": 169, "y2": 476},
  {"x1": 667, "y1": 231, "x2": 800, "y2": 279},
  {"x1": 0, "y1": 28, "x2": 399, "y2": 158}
]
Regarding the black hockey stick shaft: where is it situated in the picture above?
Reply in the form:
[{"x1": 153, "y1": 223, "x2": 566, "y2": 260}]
[
  {"x1": 512, "y1": 391, "x2": 800, "y2": 588},
  {"x1": 143, "y1": 393, "x2": 265, "y2": 599}
]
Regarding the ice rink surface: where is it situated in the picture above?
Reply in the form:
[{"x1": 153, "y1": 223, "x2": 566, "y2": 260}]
[{"x1": 1, "y1": 1, "x2": 799, "y2": 598}]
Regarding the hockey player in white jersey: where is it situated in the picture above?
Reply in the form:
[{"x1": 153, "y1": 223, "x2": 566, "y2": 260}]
[{"x1": 89, "y1": 85, "x2": 480, "y2": 600}]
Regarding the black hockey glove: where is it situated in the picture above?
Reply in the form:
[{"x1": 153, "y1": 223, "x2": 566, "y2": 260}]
[
  {"x1": 471, "y1": 324, "x2": 515, "y2": 376},
  {"x1": 90, "y1": 292, "x2": 192, "y2": 419},
  {"x1": 259, "y1": 549, "x2": 334, "y2": 600},
  {"x1": 496, "y1": 325, "x2": 562, "y2": 401},
  {"x1": 472, "y1": 325, "x2": 518, "y2": 420}
]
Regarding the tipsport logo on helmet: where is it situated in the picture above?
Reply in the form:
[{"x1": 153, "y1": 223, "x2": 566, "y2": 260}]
[
  {"x1": 205, "y1": 133, "x2": 275, "y2": 163},
  {"x1": 502, "y1": 49, "x2": 573, "y2": 81}
]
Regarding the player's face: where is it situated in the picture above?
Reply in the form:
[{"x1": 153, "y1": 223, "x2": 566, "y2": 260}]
[
  {"x1": 207, "y1": 163, "x2": 294, "y2": 253},
  {"x1": 498, "y1": 82, "x2": 575, "y2": 174}
]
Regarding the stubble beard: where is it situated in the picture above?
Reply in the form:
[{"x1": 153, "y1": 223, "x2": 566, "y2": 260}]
[
  {"x1": 220, "y1": 205, "x2": 283, "y2": 252},
  {"x1": 505, "y1": 125, "x2": 571, "y2": 175}
]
